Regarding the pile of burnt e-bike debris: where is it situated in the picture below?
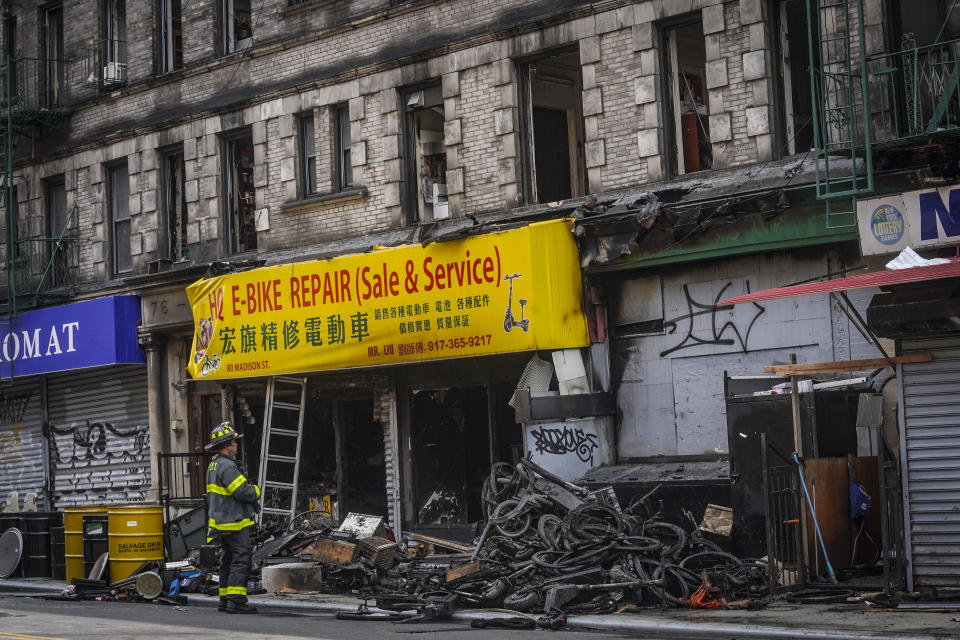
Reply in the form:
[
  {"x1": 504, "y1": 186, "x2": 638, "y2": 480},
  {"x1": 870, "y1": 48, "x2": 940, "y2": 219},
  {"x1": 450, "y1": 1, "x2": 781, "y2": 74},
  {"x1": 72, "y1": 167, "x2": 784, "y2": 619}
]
[{"x1": 254, "y1": 458, "x2": 770, "y2": 627}]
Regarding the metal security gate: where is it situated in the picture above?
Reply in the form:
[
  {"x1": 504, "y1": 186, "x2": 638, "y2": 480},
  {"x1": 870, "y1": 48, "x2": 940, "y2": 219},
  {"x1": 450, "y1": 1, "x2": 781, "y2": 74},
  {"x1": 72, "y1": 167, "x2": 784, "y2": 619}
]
[
  {"x1": 46, "y1": 364, "x2": 150, "y2": 508},
  {"x1": 0, "y1": 377, "x2": 46, "y2": 510},
  {"x1": 899, "y1": 336, "x2": 960, "y2": 589}
]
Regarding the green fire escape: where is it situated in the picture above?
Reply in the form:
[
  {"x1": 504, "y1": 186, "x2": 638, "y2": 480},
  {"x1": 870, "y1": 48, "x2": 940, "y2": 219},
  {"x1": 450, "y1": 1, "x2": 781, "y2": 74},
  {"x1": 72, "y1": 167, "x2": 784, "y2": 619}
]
[
  {"x1": 1, "y1": 51, "x2": 73, "y2": 378},
  {"x1": 806, "y1": 0, "x2": 873, "y2": 228},
  {"x1": 807, "y1": 0, "x2": 960, "y2": 226}
]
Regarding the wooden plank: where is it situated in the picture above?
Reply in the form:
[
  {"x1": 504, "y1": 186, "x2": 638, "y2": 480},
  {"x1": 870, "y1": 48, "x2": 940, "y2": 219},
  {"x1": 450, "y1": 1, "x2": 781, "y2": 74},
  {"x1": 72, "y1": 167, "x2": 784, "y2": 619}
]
[
  {"x1": 764, "y1": 354, "x2": 931, "y2": 376},
  {"x1": 445, "y1": 560, "x2": 485, "y2": 583},
  {"x1": 305, "y1": 538, "x2": 356, "y2": 565},
  {"x1": 406, "y1": 532, "x2": 474, "y2": 553}
]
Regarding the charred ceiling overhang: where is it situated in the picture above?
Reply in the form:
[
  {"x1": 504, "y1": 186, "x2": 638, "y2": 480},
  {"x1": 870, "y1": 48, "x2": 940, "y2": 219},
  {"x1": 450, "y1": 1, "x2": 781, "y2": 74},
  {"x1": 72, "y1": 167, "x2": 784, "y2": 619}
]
[
  {"x1": 575, "y1": 185, "x2": 799, "y2": 269},
  {"x1": 572, "y1": 155, "x2": 843, "y2": 272}
]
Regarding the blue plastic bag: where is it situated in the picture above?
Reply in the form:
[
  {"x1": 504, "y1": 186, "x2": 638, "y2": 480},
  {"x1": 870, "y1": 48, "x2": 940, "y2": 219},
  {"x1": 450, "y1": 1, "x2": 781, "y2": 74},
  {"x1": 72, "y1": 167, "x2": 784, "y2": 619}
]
[{"x1": 848, "y1": 460, "x2": 872, "y2": 518}]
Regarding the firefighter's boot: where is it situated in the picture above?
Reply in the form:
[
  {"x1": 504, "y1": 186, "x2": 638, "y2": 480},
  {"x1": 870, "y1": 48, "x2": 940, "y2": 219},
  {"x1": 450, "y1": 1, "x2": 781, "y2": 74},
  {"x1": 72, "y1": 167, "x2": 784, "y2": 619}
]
[{"x1": 226, "y1": 597, "x2": 258, "y2": 614}]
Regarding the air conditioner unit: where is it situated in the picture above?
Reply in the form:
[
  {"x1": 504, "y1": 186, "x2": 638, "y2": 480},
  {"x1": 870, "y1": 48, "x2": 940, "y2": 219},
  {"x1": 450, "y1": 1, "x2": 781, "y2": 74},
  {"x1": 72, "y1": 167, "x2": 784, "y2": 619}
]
[{"x1": 102, "y1": 62, "x2": 127, "y2": 86}]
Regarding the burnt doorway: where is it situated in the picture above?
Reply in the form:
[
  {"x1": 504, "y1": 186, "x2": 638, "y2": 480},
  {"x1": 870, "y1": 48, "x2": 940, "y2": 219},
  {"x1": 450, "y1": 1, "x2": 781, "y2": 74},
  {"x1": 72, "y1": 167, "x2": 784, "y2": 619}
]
[
  {"x1": 297, "y1": 392, "x2": 386, "y2": 519},
  {"x1": 406, "y1": 381, "x2": 523, "y2": 532},
  {"x1": 188, "y1": 391, "x2": 223, "y2": 453},
  {"x1": 410, "y1": 387, "x2": 490, "y2": 527},
  {"x1": 187, "y1": 390, "x2": 223, "y2": 491},
  {"x1": 339, "y1": 398, "x2": 387, "y2": 517}
]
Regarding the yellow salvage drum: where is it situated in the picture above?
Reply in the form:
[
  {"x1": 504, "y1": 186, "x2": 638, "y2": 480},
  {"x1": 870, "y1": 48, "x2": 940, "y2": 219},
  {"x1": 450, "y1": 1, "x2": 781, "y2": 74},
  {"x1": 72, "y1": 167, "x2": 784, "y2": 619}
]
[
  {"x1": 64, "y1": 506, "x2": 107, "y2": 584},
  {"x1": 107, "y1": 505, "x2": 164, "y2": 583}
]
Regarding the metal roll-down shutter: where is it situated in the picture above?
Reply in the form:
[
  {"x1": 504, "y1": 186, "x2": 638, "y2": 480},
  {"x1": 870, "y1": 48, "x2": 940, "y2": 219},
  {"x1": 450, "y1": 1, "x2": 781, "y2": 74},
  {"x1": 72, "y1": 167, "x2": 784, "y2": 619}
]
[
  {"x1": 0, "y1": 376, "x2": 46, "y2": 510},
  {"x1": 900, "y1": 336, "x2": 960, "y2": 587},
  {"x1": 46, "y1": 365, "x2": 150, "y2": 508}
]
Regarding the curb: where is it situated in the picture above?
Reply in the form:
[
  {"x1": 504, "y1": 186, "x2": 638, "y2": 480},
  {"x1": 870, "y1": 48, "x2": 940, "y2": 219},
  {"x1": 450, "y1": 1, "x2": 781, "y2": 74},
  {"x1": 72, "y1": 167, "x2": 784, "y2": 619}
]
[{"x1": 1, "y1": 579, "x2": 950, "y2": 640}]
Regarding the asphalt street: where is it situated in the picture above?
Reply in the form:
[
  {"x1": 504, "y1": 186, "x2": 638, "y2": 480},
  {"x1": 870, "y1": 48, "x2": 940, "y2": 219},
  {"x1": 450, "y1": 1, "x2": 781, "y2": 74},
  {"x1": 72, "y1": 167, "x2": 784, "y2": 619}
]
[{"x1": 0, "y1": 594, "x2": 621, "y2": 640}]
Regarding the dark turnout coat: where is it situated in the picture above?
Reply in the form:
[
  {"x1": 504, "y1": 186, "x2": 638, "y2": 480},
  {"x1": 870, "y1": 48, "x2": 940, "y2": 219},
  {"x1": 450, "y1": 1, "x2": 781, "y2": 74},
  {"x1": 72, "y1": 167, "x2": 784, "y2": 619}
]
[{"x1": 206, "y1": 453, "x2": 260, "y2": 539}]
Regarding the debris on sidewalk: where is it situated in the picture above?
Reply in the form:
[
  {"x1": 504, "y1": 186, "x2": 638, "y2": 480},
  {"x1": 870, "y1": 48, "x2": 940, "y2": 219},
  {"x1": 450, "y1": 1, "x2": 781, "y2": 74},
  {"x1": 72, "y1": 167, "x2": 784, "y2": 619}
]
[
  {"x1": 44, "y1": 457, "x2": 868, "y2": 624},
  {"x1": 239, "y1": 457, "x2": 770, "y2": 625}
]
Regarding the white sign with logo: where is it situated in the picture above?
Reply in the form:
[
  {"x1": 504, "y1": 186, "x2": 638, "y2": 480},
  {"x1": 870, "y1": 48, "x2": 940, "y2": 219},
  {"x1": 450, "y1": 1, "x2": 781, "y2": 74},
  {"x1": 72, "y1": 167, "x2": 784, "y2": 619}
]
[{"x1": 858, "y1": 186, "x2": 960, "y2": 255}]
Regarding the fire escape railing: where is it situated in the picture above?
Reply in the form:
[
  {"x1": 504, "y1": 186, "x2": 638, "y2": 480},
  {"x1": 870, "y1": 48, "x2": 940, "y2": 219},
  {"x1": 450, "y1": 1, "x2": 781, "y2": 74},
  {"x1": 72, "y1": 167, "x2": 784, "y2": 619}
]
[
  {"x1": 13, "y1": 204, "x2": 83, "y2": 298},
  {"x1": 1, "y1": 52, "x2": 73, "y2": 378},
  {"x1": 807, "y1": 0, "x2": 960, "y2": 229},
  {"x1": 868, "y1": 36, "x2": 960, "y2": 144}
]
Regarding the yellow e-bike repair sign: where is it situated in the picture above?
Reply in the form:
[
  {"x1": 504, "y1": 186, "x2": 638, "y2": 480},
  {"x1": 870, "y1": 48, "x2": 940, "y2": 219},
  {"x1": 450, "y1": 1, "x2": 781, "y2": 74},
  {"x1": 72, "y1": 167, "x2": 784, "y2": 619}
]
[{"x1": 185, "y1": 219, "x2": 588, "y2": 379}]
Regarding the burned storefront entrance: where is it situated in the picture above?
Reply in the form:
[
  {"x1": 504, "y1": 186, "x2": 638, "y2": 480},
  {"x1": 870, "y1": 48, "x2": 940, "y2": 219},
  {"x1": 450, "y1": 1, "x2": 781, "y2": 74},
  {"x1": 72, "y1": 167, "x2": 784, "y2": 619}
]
[
  {"x1": 399, "y1": 354, "x2": 527, "y2": 537},
  {"x1": 298, "y1": 389, "x2": 387, "y2": 520},
  {"x1": 229, "y1": 376, "x2": 388, "y2": 525}
]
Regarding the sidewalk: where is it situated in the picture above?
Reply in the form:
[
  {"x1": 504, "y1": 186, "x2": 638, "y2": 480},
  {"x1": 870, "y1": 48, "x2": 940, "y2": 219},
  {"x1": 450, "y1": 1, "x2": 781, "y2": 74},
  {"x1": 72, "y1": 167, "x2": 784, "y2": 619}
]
[{"x1": 3, "y1": 577, "x2": 958, "y2": 639}]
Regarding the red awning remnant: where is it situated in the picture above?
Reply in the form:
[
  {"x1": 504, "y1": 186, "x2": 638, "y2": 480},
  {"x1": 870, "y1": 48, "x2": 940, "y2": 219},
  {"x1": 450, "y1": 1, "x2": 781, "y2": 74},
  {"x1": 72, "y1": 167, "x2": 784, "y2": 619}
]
[{"x1": 717, "y1": 259, "x2": 960, "y2": 306}]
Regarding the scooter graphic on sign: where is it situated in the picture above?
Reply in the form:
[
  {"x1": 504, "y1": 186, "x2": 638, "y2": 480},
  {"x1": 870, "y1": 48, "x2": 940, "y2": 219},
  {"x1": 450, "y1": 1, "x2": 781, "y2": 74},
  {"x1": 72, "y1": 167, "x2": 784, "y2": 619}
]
[
  {"x1": 503, "y1": 273, "x2": 530, "y2": 333},
  {"x1": 193, "y1": 317, "x2": 221, "y2": 377}
]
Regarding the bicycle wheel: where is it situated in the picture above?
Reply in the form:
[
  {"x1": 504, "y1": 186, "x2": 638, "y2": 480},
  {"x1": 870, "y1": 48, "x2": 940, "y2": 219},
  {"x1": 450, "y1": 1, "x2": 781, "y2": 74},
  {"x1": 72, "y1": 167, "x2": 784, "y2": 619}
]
[{"x1": 679, "y1": 551, "x2": 749, "y2": 586}]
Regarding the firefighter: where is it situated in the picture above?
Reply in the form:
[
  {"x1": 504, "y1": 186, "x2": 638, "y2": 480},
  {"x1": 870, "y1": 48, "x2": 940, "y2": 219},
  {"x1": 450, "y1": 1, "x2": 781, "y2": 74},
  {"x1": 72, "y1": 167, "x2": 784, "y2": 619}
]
[{"x1": 205, "y1": 421, "x2": 260, "y2": 614}]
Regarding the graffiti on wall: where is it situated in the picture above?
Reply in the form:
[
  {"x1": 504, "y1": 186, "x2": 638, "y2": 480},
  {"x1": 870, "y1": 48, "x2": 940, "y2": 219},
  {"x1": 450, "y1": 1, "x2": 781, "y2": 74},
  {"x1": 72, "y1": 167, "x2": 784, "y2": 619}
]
[
  {"x1": 0, "y1": 391, "x2": 33, "y2": 426},
  {"x1": 0, "y1": 390, "x2": 43, "y2": 506},
  {"x1": 0, "y1": 426, "x2": 25, "y2": 469},
  {"x1": 529, "y1": 425, "x2": 600, "y2": 465},
  {"x1": 0, "y1": 427, "x2": 43, "y2": 495},
  {"x1": 49, "y1": 421, "x2": 151, "y2": 505},
  {"x1": 660, "y1": 282, "x2": 766, "y2": 358}
]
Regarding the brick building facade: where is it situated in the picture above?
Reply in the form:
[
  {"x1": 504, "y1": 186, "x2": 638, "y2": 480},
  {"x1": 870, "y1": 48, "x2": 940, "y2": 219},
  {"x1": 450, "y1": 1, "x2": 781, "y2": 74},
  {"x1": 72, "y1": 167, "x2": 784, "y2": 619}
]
[
  {"x1": 0, "y1": 0, "x2": 898, "y2": 534},
  {"x1": 2, "y1": 0, "x2": 803, "y2": 280}
]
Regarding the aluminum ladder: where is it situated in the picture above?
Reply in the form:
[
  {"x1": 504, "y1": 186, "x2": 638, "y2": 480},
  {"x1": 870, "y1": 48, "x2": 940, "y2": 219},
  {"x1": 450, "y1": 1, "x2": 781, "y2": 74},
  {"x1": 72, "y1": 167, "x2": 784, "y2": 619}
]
[{"x1": 257, "y1": 376, "x2": 307, "y2": 525}]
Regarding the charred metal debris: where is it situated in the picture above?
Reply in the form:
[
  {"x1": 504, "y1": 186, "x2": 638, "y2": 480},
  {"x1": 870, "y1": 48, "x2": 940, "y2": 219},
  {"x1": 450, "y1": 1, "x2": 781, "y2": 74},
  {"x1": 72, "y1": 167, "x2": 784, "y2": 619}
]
[{"x1": 252, "y1": 458, "x2": 770, "y2": 626}]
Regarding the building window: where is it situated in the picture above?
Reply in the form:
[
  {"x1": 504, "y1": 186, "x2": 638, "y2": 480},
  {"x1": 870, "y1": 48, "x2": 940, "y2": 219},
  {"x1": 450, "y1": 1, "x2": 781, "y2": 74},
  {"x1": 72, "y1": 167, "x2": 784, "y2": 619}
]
[
  {"x1": 3, "y1": 15, "x2": 16, "y2": 107},
  {"x1": 108, "y1": 162, "x2": 132, "y2": 275},
  {"x1": 403, "y1": 85, "x2": 446, "y2": 224},
  {"x1": 518, "y1": 47, "x2": 586, "y2": 205},
  {"x1": 161, "y1": 147, "x2": 188, "y2": 261},
  {"x1": 221, "y1": 0, "x2": 253, "y2": 54},
  {"x1": 772, "y1": 0, "x2": 814, "y2": 156},
  {"x1": 298, "y1": 111, "x2": 317, "y2": 197},
  {"x1": 5, "y1": 15, "x2": 17, "y2": 62},
  {"x1": 103, "y1": 0, "x2": 127, "y2": 86},
  {"x1": 45, "y1": 176, "x2": 68, "y2": 286},
  {"x1": 334, "y1": 104, "x2": 353, "y2": 190},
  {"x1": 41, "y1": 4, "x2": 63, "y2": 108},
  {"x1": 662, "y1": 18, "x2": 711, "y2": 175},
  {"x1": 223, "y1": 131, "x2": 256, "y2": 253},
  {"x1": 159, "y1": 0, "x2": 183, "y2": 73}
]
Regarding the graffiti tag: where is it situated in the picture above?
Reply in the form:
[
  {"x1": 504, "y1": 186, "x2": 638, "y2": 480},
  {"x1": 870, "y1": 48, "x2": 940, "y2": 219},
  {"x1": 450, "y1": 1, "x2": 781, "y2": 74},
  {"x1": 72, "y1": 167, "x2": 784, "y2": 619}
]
[
  {"x1": 0, "y1": 426, "x2": 29, "y2": 469},
  {"x1": 530, "y1": 426, "x2": 600, "y2": 465},
  {"x1": 48, "y1": 421, "x2": 150, "y2": 506},
  {"x1": 660, "y1": 282, "x2": 765, "y2": 358},
  {"x1": 0, "y1": 391, "x2": 32, "y2": 425}
]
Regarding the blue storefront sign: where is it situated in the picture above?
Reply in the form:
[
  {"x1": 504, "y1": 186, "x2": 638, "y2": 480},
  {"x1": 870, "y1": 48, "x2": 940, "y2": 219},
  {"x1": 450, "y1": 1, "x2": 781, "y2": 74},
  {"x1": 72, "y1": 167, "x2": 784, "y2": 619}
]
[{"x1": 0, "y1": 295, "x2": 145, "y2": 377}]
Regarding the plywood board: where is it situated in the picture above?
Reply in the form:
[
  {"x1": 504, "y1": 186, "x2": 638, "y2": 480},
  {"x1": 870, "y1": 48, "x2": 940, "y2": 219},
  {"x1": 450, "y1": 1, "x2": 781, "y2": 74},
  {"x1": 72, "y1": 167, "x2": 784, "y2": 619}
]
[{"x1": 803, "y1": 457, "x2": 852, "y2": 574}]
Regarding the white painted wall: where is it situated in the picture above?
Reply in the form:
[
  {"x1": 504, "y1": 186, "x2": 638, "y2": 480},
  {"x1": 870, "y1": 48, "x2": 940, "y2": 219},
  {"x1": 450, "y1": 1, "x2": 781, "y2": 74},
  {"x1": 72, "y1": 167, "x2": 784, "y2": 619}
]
[{"x1": 612, "y1": 251, "x2": 880, "y2": 458}]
